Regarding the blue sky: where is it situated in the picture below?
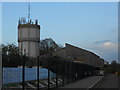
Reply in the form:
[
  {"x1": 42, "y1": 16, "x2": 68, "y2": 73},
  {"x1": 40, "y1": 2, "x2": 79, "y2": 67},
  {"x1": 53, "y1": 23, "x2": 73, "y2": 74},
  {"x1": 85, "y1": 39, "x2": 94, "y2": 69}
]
[{"x1": 2, "y1": 2, "x2": 118, "y2": 63}]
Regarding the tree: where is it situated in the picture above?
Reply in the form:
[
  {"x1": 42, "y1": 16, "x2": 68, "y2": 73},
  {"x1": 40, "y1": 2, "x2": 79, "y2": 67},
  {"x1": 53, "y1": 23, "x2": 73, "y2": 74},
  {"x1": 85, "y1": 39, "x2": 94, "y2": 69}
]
[
  {"x1": 111, "y1": 60, "x2": 117, "y2": 65},
  {"x1": 39, "y1": 38, "x2": 62, "y2": 55},
  {"x1": 109, "y1": 60, "x2": 120, "y2": 73},
  {"x1": 2, "y1": 44, "x2": 28, "y2": 67}
]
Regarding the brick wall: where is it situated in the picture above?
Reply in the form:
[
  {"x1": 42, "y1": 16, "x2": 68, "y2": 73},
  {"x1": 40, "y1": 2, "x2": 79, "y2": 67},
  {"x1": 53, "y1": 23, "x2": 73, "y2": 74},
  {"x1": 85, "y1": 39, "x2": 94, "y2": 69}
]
[{"x1": 52, "y1": 43, "x2": 104, "y2": 67}]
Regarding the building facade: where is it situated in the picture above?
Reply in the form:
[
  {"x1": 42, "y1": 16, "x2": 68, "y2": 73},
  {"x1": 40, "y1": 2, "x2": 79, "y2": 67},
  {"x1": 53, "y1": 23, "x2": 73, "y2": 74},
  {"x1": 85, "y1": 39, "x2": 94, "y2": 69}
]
[{"x1": 52, "y1": 43, "x2": 104, "y2": 67}]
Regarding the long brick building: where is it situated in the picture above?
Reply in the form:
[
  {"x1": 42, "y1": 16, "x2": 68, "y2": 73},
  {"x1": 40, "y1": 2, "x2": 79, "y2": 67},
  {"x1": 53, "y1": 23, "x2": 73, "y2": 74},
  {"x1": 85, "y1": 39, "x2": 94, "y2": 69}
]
[{"x1": 52, "y1": 43, "x2": 105, "y2": 67}]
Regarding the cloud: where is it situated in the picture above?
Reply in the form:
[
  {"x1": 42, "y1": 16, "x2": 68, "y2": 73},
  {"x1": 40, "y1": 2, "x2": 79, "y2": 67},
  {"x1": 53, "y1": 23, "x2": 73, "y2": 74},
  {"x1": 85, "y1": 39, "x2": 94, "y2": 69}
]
[
  {"x1": 103, "y1": 42, "x2": 114, "y2": 47},
  {"x1": 82, "y1": 40, "x2": 118, "y2": 62},
  {"x1": 103, "y1": 42, "x2": 118, "y2": 50},
  {"x1": 95, "y1": 40, "x2": 117, "y2": 49},
  {"x1": 95, "y1": 40, "x2": 111, "y2": 44}
]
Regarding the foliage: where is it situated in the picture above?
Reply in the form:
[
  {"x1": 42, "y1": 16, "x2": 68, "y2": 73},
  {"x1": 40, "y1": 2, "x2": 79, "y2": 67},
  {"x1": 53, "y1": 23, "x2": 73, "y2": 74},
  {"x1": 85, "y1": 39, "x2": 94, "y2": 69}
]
[
  {"x1": 39, "y1": 38, "x2": 62, "y2": 55},
  {"x1": 105, "y1": 60, "x2": 120, "y2": 74},
  {"x1": 1, "y1": 38, "x2": 62, "y2": 67},
  {"x1": 111, "y1": 60, "x2": 117, "y2": 65},
  {"x1": 2, "y1": 44, "x2": 28, "y2": 67}
]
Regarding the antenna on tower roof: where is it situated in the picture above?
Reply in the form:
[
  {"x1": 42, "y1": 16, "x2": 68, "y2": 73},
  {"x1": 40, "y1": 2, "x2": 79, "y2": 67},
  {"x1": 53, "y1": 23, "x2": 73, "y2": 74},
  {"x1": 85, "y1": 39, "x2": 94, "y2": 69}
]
[{"x1": 28, "y1": 2, "x2": 30, "y2": 22}]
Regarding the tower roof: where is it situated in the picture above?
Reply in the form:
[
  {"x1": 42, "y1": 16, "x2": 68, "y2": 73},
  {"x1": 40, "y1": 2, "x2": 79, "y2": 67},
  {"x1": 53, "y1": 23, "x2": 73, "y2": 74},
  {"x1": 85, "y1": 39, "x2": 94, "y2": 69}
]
[{"x1": 18, "y1": 23, "x2": 40, "y2": 29}]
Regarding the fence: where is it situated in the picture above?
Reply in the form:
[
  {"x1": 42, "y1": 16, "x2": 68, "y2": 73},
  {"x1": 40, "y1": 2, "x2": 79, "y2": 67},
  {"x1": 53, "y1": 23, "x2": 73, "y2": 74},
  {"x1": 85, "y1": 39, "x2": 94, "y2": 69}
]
[
  {"x1": 2, "y1": 56, "x2": 95, "y2": 90},
  {"x1": 48, "y1": 57, "x2": 95, "y2": 87}
]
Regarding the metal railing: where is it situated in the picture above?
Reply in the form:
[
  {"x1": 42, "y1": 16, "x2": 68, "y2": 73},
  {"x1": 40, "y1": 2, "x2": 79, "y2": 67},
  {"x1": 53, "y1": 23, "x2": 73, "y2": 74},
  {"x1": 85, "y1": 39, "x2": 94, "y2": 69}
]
[{"x1": 2, "y1": 56, "x2": 95, "y2": 90}]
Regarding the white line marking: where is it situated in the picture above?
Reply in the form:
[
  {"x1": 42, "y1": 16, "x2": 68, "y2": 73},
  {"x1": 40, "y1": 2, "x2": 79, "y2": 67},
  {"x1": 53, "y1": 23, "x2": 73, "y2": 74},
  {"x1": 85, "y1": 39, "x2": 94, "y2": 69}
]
[{"x1": 87, "y1": 76, "x2": 104, "y2": 90}]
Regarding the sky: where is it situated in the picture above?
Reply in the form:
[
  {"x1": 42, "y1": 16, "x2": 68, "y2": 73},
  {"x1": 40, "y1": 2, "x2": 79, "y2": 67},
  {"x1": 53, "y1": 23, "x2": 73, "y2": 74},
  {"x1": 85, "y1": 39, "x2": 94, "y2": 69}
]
[{"x1": 1, "y1": 2, "x2": 118, "y2": 63}]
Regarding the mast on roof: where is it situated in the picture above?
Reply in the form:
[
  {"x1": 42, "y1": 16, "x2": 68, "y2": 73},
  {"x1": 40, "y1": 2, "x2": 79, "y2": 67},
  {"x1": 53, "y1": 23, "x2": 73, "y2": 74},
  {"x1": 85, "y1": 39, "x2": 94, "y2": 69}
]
[{"x1": 28, "y1": 2, "x2": 30, "y2": 23}]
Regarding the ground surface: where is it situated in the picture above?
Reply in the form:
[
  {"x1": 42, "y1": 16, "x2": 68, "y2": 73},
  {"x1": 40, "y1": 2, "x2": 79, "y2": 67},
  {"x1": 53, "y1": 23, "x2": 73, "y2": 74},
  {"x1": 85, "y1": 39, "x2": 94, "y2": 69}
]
[
  {"x1": 93, "y1": 73, "x2": 119, "y2": 89},
  {"x1": 54, "y1": 73, "x2": 120, "y2": 90},
  {"x1": 59, "y1": 76, "x2": 103, "y2": 89}
]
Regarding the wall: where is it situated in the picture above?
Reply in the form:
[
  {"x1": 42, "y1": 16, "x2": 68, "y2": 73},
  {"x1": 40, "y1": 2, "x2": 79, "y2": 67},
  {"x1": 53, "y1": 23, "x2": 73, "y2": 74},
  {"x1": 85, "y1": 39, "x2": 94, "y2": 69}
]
[
  {"x1": 18, "y1": 24, "x2": 40, "y2": 58},
  {"x1": 52, "y1": 43, "x2": 104, "y2": 67},
  {"x1": 52, "y1": 48, "x2": 65, "y2": 59},
  {"x1": 65, "y1": 43, "x2": 104, "y2": 67}
]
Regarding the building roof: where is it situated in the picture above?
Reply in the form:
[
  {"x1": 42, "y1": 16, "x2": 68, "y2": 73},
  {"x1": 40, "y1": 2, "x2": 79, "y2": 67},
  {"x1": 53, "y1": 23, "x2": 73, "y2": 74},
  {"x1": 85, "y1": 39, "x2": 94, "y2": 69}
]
[
  {"x1": 18, "y1": 24, "x2": 40, "y2": 29},
  {"x1": 65, "y1": 43, "x2": 100, "y2": 58}
]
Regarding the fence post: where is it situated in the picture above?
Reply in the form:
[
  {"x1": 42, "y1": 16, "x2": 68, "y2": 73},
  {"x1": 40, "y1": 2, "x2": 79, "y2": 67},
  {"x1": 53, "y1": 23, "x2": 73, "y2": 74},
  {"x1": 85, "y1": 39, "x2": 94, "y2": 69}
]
[
  {"x1": 22, "y1": 55, "x2": 25, "y2": 90},
  {"x1": 73, "y1": 63, "x2": 76, "y2": 82},
  {"x1": 72, "y1": 62, "x2": 74, "y2": 82},
  {"x1": 37, "y1": 56, "x2": 39, "y2": 90},
  {"x1": 74, "y1": 63, "x2": 76, "y2": 82},
  {"x1": 67, "y1": 62, "x2": 69, "y2": 84},
  {"x1": 56, "y1": 62, "x2": 58, "y2": 88},
  {"x1": 62, "y1": 63, "x2": 65, "y2": 86},
  {"x1": 48, "y1": 60, "x2": 50, "y2": 90}
]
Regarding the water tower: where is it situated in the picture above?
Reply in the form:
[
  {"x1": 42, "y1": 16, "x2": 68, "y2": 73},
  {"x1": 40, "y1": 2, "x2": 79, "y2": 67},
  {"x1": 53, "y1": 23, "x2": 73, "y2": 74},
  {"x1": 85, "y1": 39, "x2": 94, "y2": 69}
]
[
  {"x1": 18, "y1": 18, "x2": 40, "y2": 58},
  {"x1": 18, "y1": 3, "x2": 40, "y2": 58}
]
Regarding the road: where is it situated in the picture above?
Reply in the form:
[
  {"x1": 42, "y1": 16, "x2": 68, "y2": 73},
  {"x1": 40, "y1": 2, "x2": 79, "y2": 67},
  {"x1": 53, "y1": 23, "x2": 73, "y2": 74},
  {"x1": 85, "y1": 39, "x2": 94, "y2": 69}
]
[{"x1": 92, "y1": 73, "x2": 119, "y2": 89}]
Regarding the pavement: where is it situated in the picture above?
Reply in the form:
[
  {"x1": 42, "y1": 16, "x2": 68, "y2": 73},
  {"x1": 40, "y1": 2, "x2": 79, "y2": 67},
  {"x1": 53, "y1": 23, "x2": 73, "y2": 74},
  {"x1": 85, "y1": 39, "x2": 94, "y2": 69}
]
[
  {"x1": 56, "y1": 73, "x2": 119, "y2": 89},
  {"x1": 58, "y1": 75, "x2": 103, "y2": 89},
  {"x1": 93, "y1": 73, "x2": 119, "y2": 89}
]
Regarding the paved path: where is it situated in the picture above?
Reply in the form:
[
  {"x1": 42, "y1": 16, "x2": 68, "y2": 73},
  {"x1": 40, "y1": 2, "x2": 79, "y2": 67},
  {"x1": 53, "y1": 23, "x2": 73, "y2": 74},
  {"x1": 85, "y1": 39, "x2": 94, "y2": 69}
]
[
  {"x1": 93, "y1": 74, "x2": 119, "y2": 89},
  {"x1": 58, "y1": 76, "x2": 103, "y2": 89}
]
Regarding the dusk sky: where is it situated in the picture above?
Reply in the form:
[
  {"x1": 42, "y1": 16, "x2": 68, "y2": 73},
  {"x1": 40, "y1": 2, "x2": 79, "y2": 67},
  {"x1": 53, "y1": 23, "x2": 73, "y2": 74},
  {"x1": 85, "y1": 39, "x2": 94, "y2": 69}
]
[{"x1": 2, "y1": 2, "x2": 118, "y2": 63}]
